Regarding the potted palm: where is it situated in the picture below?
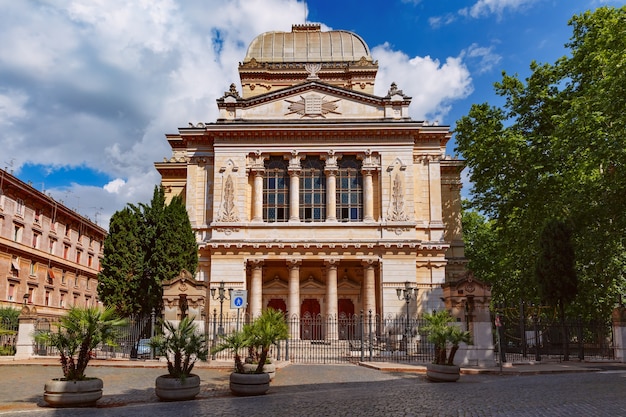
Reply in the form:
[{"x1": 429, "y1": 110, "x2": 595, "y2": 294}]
[
  {"x1": 422, "y1": 309, "x2": 471, "y2": 382},
  {"x1": 149, "y1": 316, "x2": 208, "y2": 401},
  {"x1": 34, "y1": 306, "x2": 126, "y2": 407},
  {"x1": 212, "y1": 308, "x2": 289, "y2": 396}
]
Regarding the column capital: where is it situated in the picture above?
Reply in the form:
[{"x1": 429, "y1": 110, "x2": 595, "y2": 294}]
[
  {"x1": 361, "y1": 258, "x2": 379, "y2": 268},
  {"x1": 248, "y1": 258, "x2": 264, "y2": 269},
  {"x1": 286, "y1": 258, "x2": 302, "y2": 269},
  {"x1": 323, "y1": 258, "x2": 339, "y2": 269}
]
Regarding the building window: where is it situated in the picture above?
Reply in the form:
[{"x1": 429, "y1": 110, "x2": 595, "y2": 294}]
[
  {"x1": 61, "y1": 270, "x2": 66, "y2": 285},
  {"x1": 34, "y1": 209, "x2": 41, "y2": 224},
  {"x1": 263, "y1": 156, "x2": 289, "y2": 222},
  {"x1": 49, "y1": 238, "x2": 56, "y2": 254},
  {"x1": 63, "y1": 244, "x2": 70, "y2": 259},
  {"x1": 0, "y1": 189, "x2": 4, "y2": 210},
  {"x1": 29, "y1": 261, "x2": 37, "y2": 276},
  {"x1": 86, "y1": 277, "x2": 90, "y2": 290},
  {"x1": 10, "y1": 257, "x2": 19, "y2": 277},
  {"x1": 15, "y1": 199, "x2": 24, "y2": 216},
  {"x1": 47, "y1": 270, "x2": 55, "y2": 285},
  {"x1": 27, "y1": 288, "x2": 34, "y2": 304},
  {"x1": 45, "y1": 291, "x2": 50, "y2": 306},
  {"x1": 60, "y1": 292, "x2": 65, "y2": 308},
  {"x1": 13, "y1": 224, "x2": 23, "y2": 243},
  {"x1": 65, "y1": 224, "x2": 71, "y2": 238},
  {"x1": 88, "y1": 254, "x2": 93, "y2": 268},
  {"x1": 8, "y1": 284, "x2": 15, "y2": 301},
  {"x1": 336, "y1": 155, "x2": 363, "y2": 222},
  {"x1": 300, "y1": 157, "x2": 326, "y2": 222},
  {"x1": 76, "y1": 250, "x2": 82, "y2": 264},
  {"x1": 32, "y1": 231, "x2": 41, "y2": 249},
  {"x1": 74, "y1": 275, "x2": 79, "y2": 288}
]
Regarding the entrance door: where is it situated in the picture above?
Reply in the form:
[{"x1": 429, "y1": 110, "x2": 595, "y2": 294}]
[
  {"x1": 338, "y1": 299, "x2": 355, "y2": 340},
  {"x1": 267, "y1": 298, "x2": 286, "y2": 313},
  {"x1": 300, "y1": 298, "x2": 321, "y2": 340}
]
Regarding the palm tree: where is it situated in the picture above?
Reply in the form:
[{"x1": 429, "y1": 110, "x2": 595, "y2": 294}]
[
  {"x1": 35, "y1": 307, "x2": 126, "y2": 380},
  {"x1": 247, "y1": 309, "x2": 289, "y2": 373}
]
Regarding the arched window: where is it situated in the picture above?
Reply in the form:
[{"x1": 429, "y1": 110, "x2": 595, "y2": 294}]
[
  {"x1": 263, "y1": 156, "x2": 289, "y2": 222},
  {"x1": 337, "y1": 156, "x2": 362, "y2": 222},
  {"x1": 300, "y1": 157, "x2": 326, "y2": 222}
]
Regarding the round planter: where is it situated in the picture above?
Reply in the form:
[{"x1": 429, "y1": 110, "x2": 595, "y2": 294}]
[
  {"x1": 229, "y1": 372, "x2": 270, "y2": 396},
  {"x1": 155, "y1": 374, "x2": 201, "y2": 401},
  {"x1": 43, "y1": 378, "x2": 103, "y2": 407},
  {"x1": 426, "y1": 363, "x2": 461, "y2": 382},
  {"x1": 242, "y1": 362, "x2": 276, "y2": 380}
]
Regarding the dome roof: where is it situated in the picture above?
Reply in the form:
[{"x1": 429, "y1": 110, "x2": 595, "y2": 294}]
[{"x1": 243, "y1": 24, "x2": 372, "y2": 64}]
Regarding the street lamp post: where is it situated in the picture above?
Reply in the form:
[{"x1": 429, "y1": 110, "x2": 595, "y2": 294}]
[
  {"x1": 210, "y1": 281, "x2": 232, "y2": 336},
  {"x1": 396, "y1": 281, "x2": 418, "y2": 351}
]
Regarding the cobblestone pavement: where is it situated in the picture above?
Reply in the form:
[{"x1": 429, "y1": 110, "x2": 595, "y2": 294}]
[{"x1": 0, "y1": 363, "x2": 625, "y2": 416}]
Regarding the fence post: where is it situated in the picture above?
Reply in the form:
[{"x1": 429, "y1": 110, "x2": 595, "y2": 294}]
[
  {"x1": 368, "y1": 309, "x2": 373, "y2": 361},
  {"x1": 533, "y1": 312, "x2": 541, "y2": 362},
  {"x1": 577, "y1": 316, "x2": 584, "y2": 361},
  {"x1": 360, "y1": 310, "x2": 364, "y2": 362},
  {"x1": 211, "y1": 308, "x2": 217, "y2": 361}
]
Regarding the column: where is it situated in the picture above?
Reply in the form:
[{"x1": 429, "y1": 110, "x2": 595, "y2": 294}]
[
  {"x1": 325, "y1": 259, "x2": 339, "y2": 340},
  {"x1": 324, "y1": 152, "x2": 338, "y2": 222},
  {"x1": 249, "y1": 259, "x2": 263, "y2": 318},
  {"x1": 362, "y1": 168, "x2": 374, "y2": 222},
  {"x1": 252, "y1": 169, "x2": 264, "y2": 222},
  {"x1": 288, "y1": 152, "x2": 301, "y2": 222},
  {"x1": 287, "y1": 259, "x2": 301, "y2": 339},
  {"x1": 362, "y1": 259, "x2": 377, "y2": 315},
  {"x1": 289, "y1": 171, "x2": 300, "y2": 221}
]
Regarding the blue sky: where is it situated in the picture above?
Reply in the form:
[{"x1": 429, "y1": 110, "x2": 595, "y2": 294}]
[{"x1": 0, "y1": 0, "x2": 621, "y2": 228}]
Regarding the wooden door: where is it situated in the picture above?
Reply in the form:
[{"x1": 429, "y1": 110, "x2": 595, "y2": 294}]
[{"x1": 300, "y1": 298, "x2": 321, "y2": 340}]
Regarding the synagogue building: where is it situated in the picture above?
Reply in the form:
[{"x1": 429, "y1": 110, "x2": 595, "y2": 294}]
[{"x1": 156, "y1": 24, "x2": 467, "y2": 334}]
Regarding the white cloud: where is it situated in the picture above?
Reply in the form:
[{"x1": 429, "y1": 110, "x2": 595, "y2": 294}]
[
  {"x1": 459, "y1": 0, "x2": 538, "y2": 19},
  {"x1": 461, "y1": 43, "x2": 502, "y2": 74},
  {"x1": 104, "y1": 178, "x2": 126, "y2": 194},
  {"x1": 0, "y1": 89, "x2": 28, "y2": 126},
  {"x1": 373, "y1": 44, "x2": 473, "y2": 122}
]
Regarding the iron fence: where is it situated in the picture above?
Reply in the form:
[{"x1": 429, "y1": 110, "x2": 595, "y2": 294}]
[
  {"x1": 33, "y1": 314, "x2": 157, "y2": 360},
  {"x1": 0, "y1": 317, "x2": 18, "y2": 356},
  {"x1": 494, "y1": 312, "x2": 614, "y2": 363},
  {"x1": 208, "y1": 311, "x2": 437, "y2": 364}
]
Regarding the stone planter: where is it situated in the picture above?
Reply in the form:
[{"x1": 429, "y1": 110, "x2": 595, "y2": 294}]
[
  {"x1": 229, "y1": 372, "x2": 271, "y2": 396},
  {"x1": 426, "y1": 363, "x2": 461, "y2": 382},
  {"x1": 43, "y1": 378, "x2": 103, "y2": 407},
  {"x1": 242, "y1": 362, "x2": 276, "y2": 380},
  {"x1": 155, "y1": 374, "x2": 201, "y2": 401}
]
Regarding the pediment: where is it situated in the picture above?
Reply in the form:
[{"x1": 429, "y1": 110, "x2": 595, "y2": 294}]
[
  {"x1": 263, "y1": 276, "x2": 288, "y2": 290},
  {"x1": 301, "y1": 275, "x2": 325, "y2": 290},
  {"x1": 218, "y1": 81, "x2": 394, "y2": 121}
]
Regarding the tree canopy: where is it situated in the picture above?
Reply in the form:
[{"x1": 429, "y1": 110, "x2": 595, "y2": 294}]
[
  {"x1": 455, "y1": 6, "x2": 626, "y2": 318},
  {"x1": 98, "y1": 187, "x2": 198, "y2": 316}
]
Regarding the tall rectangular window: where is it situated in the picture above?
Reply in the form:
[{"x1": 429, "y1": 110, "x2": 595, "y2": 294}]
[
  {"x1": 8, "y1": 284, "x2": 15, "y2": 301},
  {"x1": 337, "y1": 156, "x2": 363, "y2": 222},
  {"x1": 263, "y1": 156, "x2": 290, "y2": 222},
  {"x1": 13, "y1": 224, "x2": 23, "y2": 242},
  {"x1": 300, "y1": 157, "x2": 326, "y2": 222},
  {"x1": 32, "y1": 231, "x2": 41, "y2": 249},
  {"x1": 15, "y1": 199, "x2": 24, "y2": 216}
]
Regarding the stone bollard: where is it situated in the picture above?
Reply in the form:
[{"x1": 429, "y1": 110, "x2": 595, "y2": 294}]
[{"x1": 14, "y1": 306, "x2": 37, "y2": 360}]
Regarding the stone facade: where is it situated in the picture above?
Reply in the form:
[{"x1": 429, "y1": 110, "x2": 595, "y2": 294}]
[
  {"x1": 0, "y1": 169, "x2": 105, "y2": 318},
  {"x1": 156, "y1": 24, "x2": 467, "y2": 334}
]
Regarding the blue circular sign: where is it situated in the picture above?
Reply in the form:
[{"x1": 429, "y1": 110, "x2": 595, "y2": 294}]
[{"x1": 234, "y1": 297, "x2": 244, "y2": 307}]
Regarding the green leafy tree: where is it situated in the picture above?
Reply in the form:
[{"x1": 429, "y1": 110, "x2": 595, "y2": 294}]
[
  {"x1": 535, "y1": 219, "x2": 578, "y2": 359},
  {"x1": 97, "y1": 207, "x2": 144, "y2": 316},
  {"x1": 455, "y1": 6, "x2": 626, "y2": 317},
  {"x1": 98, "y1": 187, "x2": 198, "y2": 316}
]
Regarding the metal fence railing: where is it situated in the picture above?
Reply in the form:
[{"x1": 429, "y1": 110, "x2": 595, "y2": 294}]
[{"x1": 0, "y1": 317, "x2": 18, "y2": 356}]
